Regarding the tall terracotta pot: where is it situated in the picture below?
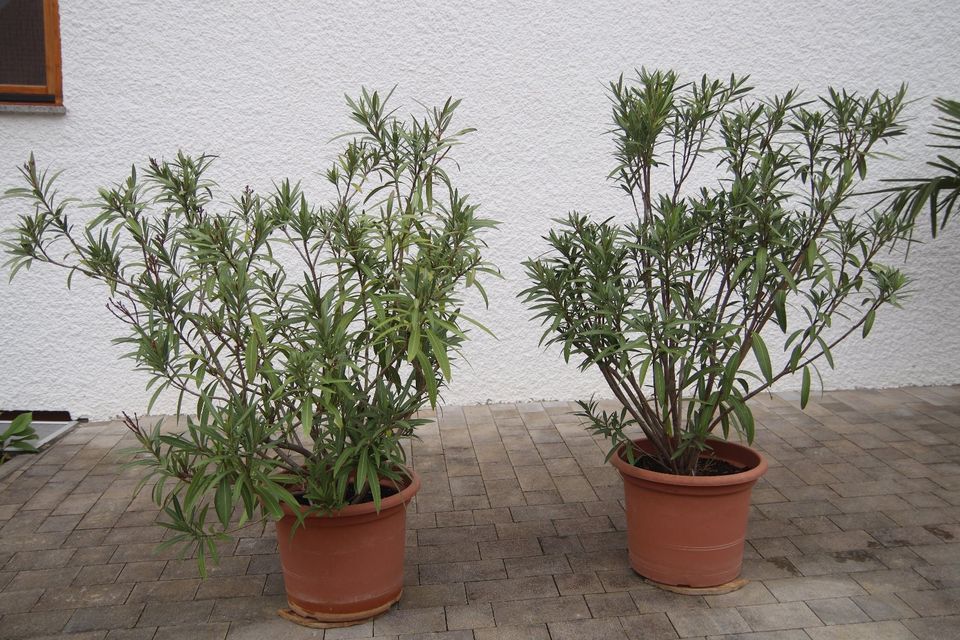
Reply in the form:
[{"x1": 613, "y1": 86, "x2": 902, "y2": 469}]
[
  {"x1": 610, "y1": 438, "x2": 767, "y2": 588},
  {"x1": 275, "y1": 469, "x2": 421, "y2": 623}
]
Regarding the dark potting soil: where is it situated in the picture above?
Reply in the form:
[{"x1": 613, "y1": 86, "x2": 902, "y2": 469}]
[
  {"x1": 293, "y1": 483, "x2": 401, "y2": 506},
  {"x1": 634, "y1": 454, "x2": 746, "y2": 476}
]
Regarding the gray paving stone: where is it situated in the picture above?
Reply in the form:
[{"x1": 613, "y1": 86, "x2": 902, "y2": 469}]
[
  {"x1": 668, "y1": 607, "x2": 751, "y2": 637},
  {"x1": 3, "y1": 547, "x2": 76, "y2": 570},
  {"x1": 851, "y1": 568, "x2": 935, "y2": 594},
  {"x1": 567, "y1": 548, "x2": 631, "y2": 573},
  {"x1": 138, "y1": 599, "x2": 216, "y2": 627},
  {"x1": 153, "y1": 623, "x2": 229, "y2": 640},
  {"x1": 871, "y1": 547, "x2": 928, "y2": 569},
  {"x1": 408, "y1": 543, "x2": 481, "y2": 565},
  {"x1": 207, "y1": 595, "x2": 286, "y2": 623},
  {"x1": 325, "y1": 621, "x2": 374, "y2": 638},
  {"x1": 630, "y1": 588, "x2": 708, "y2": 614},
  {"x1": 548, "y1": 617, "x2": 628, "y2": 639},
  {"x1": 418, "y1": 524, "x2": 498, "y2": 546},
  {"x1": 829, "y1": 513, "x2": 900, "y2": 531},
  {"x1": 763, "y1": 576, "x2": 868, "y2": 602},
  {"x1": 0, "y1": 609, "x2": 73, "y2": 638},
  {"x1": 195, "y1": 575, "x2": 266, "y2": 600},
  {"x1": 116, "y1": 561, "x2": 167, "y2": 583},
  {"x1": 585, "y1": 591, "x2": 639, "y2": 617},
  {"x1": 618, "y1": 612, "x2": 678, "y2": 639},
  {"x1": 871, "y1": 526, "x2": 945, "y2": 547},
  {"x1": 851, "y1": 593, "x2": 920, "y2": 621},
  {"x1": 373, "y1": 606, "x2": 446, "y2": 635},
  {"x1": 704, "y1": 582, "x2": 777, "y2": 608},
  {"x1": 64, "y1": 604, "x2": 145, "y2": 633},
  {"x1": 419, "y1": 559, "x2": 505, "y2": 584},
  {"x1": 554, "y1": 572, "x2": 604, "y2": 595},
  {"x1": 399, "y1": 583, "x2": 467, "y2": 608},
  {"x1": 34, "y1": 583, "x2": 133, "y2": 610},
  {"x1": 787, "y1": 551, "x2": 886, "y2": 576},
  {"x1": 804, "y1": 597, "x2": 872, "y2": 625},
  {"x1": 445, "y1": 602, "x2": 494, "y2": 629},
  {"x1": 399, "y1": 631, "x2": 473, "y2": 640},
  {"x1": 911, "y1": 543, "x2": 960, "y2": 565},
  {"x1": 73, "y1": 563, "x2": 123, "y2": 586},
  {"x1": 492, "y1": 595, "x2": 590, "y2": 625},
  {"x1": 804, "y1": 620, "x2": 917, "y2": 639},
  {"x1": 502, "y1": 553, "x2": 570, "y2": 577},
  {"x1": 914, "y1": 563, "x2": 960, "y2": 588},
  {"x1": 159, "y1": 555, "x2": 250, "y2": 580},
  {"x1": 903, "y1": 614, "x2": 960, "y2": 640},
  {"x1": 226, "y1": 619, "x2": 325, "y2": 638},
  {"x1": 704, "y1": 632, "x2": 810, "y2": 640},
  {"x1": 740, "y1": 558, "x2": 801, "y2": 580},
  {"x1": 6, "y1": 566, "x2": 81, "y2": 590},
  {"x1": 105, "y1": 630, "x2": 158, "y2": 640},
  {"x1": 127, "y1": 578, "x2": 200, "y2": 603},
  {"x1": 0, "y1": 587, "x2": 43, "y2": 614},
  {"x1": 790, "y1": 531, "x2": 883, "y2": 554},
  {"x1": 829, "y1": 495, "x2": 913, "y2": 514},
  {"x1": 465, "y1": 576, "x2": 558, "y2": 603},
  {"x1": 759, "y1": 501, "x2": 840, "y2": 519},
  {"x1": 737, "y1": 602, "x2": 822, "y2": 632},
  {"x1": 473, "y1": 624, "x2": 550, "y2": 640},
  {"x1": 896, "y1": 587, "x2": 960, "y2": 616}
]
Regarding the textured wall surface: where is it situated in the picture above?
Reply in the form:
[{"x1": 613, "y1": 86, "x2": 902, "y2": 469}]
[{"x1": 2, "y1": 1, "x2": 959, "y2": 418}]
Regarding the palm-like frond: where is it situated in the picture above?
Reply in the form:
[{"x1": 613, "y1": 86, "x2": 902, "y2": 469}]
[{"x1": 886, "y1": 98, "x2": 960, "y2": 237}]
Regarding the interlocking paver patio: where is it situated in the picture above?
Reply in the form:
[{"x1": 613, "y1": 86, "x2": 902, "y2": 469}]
[{"x1": 1, "y1": 386, "x2": 959, "y2": 638}]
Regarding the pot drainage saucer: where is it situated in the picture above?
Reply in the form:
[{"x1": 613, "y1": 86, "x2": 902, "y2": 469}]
[
  {"x1": 644, "y1": 577, "x2": 749, "y2": 595},
  {"x1": 277, "y1": 608, "x2": 364, "y2": 629},
  {"x1": 277, "y1": 590, "x2": 403, "y2": 628}
]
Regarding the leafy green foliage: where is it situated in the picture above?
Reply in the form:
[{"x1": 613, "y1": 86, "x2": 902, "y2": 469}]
[
  {"x1": 3, "y1": 90, "x2": 497, "y2": 568},
  {"x1": 522, "y1": 69, "x2": 940, "y2": 475},
  {"x1": 0, "y1": 413, "x2": 37, "y2": 463}
]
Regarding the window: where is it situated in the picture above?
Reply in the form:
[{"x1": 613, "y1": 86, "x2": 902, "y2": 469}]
[{"x1": 0, "y1": 0, "x2": 62, "y2": 105}]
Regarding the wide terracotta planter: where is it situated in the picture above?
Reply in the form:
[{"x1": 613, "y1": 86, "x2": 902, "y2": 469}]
[
  {"x1": 610, "y1": 438, "x2": 767, "y2": 588},
  {"x1": 275, "y1": 469, "x2": 421, "y2": 623}
]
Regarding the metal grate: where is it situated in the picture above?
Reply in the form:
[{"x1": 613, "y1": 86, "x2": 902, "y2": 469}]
[{"x1": 0, "y1": 419, "x2": 76, "y2": 448}]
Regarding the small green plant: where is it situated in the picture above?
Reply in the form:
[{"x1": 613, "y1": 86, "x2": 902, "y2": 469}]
[
  {"x1": 3, "y1": 90, "x2": 497, "y2": 568},
  {"x1": 0, "y1": 413, "x2": 37, "y2": 464},
  {"x1": 522, "y1": 69, "x2": 945, "y2": 475}
]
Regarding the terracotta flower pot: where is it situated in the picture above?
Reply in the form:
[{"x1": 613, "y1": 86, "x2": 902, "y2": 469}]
[
  {"x1": 610, "y1": 438, "x2": 767, "y2": 588},
  {"x1": 275, "y1": 469, "x2": 421, "y2": 623}
]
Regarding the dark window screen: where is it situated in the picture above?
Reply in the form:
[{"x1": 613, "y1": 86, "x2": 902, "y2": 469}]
[{"x1": 0, "y1": 0, "x2": 47, "y2": 86}]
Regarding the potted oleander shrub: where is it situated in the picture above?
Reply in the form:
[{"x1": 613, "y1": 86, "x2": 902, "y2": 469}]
[
  {"x1": 522, "y1": 69, "x2": 949, "y2": 588},
  {"x1": 3, "y1": 90, "x2": 497, "y2": 624}
]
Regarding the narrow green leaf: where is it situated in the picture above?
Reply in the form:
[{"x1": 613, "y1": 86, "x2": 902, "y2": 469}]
[
  {"x1": 727, "y1": 394, "x2": 756, "y2": 443},
  {"x1": 751, "y1": 332, "x2": 773, "y2": 383},
  {"x1": 214, "y1": 477, "x2": 232, "y2": 528},
  {"x1": 862, "y1": 308, "x2": 876, "y2": 338},
  {"x1": 244, "y1": 333, "x2": 259, "y2": 381},
  {"x1": 301, "y1": 401, "x2": 313, "y2": 435},
  {"x1": 800, "y1": 366, "x2": 811, "y2": 409},
  {"x1": 774, "y1": 290, "x2": 787, "y2": 332},
  {"x1": 407, "y1": 311, "x2": 421, "y2": 363},
  {"x1": 425, "y1": 331, "x2": 451, "y2": 381}
]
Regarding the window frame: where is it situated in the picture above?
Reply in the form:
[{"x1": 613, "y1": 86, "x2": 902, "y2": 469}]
[{"x1": 0, "y1": 0, "x2": 63, "y2": 106}]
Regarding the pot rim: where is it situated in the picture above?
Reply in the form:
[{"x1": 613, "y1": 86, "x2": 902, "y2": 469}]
[
  {"x1": 610, "y1": 438, "x2": 768, "y2": 487},
  {"x1": 280, "y1": 467, "x2": 421, "y2": 519}
]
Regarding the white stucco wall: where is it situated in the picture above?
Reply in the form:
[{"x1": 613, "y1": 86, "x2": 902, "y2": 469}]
[{"x1": 2, "y1": 1, "x2": 960, "y2": 419}]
